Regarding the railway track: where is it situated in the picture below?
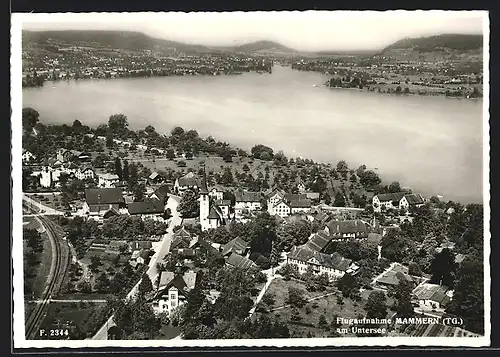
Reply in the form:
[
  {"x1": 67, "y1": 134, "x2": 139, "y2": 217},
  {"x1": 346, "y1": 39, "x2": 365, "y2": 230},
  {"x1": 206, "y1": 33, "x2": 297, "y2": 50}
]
[{"x1": 24, "y1": 214, "x2": 69, "y2": 340}]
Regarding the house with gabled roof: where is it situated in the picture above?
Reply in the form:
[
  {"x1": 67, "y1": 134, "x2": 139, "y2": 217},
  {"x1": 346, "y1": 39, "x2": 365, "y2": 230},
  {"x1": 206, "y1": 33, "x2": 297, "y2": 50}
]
[
  {"x1": 149, "y1": 184, "x2": 170, "y2": 205},
  {"x1": 269, "y1": 192, "x2": 312, "y2": 218},
  {"x1": 75, "y1": 165, "x2": 95, "y2": 181},
  {"x1": 225, "y1": 252, "x2": 258, "y2": 270},
  {"x1": 234, "y1": 189, "x2": 262, "y2": 218},
  {"x1": 222, "y1": 237, "x2": 250, "y2": 257},
  {"x1": 287, "y1": 246, "x2": 356, "y2": 281},
  {"x1": 412, "y1": 283, "x2": 452, "y2": 310},
  {"x1": 399, "y1": 193, "x2": 425, "y2": 211},
  {"x1": 171, "y1": 228, "x2": 220, "y2": 258},
  {"x1": 97, "y1": 172, "x2": 120, "y2": 188},
  {"x1": 303, "y1": 230, "x2": 332, "y2": 252},
  {"x1": 372, "y1": 192, "x2": 406, "y2": 213},
  {"x1": 325, "y1": 219, "x2": 369, "y2": 240},
  {"x1": 295, "y1": 177, "x2": 306, "y2": 193},
  {"x1": 22, "y1": 150, "x2": 35, "y2": 163},
  {"x1": 174, "y1": 172, "x2": 201, "y2": 195},
  {"x1": 152, "y1": 270, "x2": 198, "y2": 315},
  {"x1": 127, "y1": 199, "x2": 165, "y2": 221},
  {"x1": 129, "y1": 241, "x2": 153, "y2": 253},
  {"x1": 209, "y1": 185, "x2": 225, "y2": 201},
  {"x1": 83, "y1": 188, "x2": 125, "y2": 216}
]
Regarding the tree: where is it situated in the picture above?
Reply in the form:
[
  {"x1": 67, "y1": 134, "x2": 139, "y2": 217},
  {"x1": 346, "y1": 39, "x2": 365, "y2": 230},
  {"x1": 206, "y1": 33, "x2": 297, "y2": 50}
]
[
  {"x1": 388, "y1": 181, "x2": 402, "y2": 193},
  {"x1": 138, "y1": 274, "x2": 154, "y2": 297},
  {"x1": 25, "y1": 228, "x2": 43, "y2": 253},
  {"x1": 278, "y1": 264, "x2": 298, "y2": 281},
  {"x1": 108, "y1": 113, "x2": 129, "y2": 137},
  {"x1": 408, "y1": 262, "x2": 423, "y2": 277},
  {"x1": 251, "y1": 144, "x2": 274, "y2": 160},
  {"x1": 166, "y1": 148, "x2": 176, "y2": 160},
  {"x1": 171, "y1": 126, "x2": 185, "y2": 137},
  {"x1": 395, "y1": 85, "x2": 402, "y2": 93},
  {"x1": 89, "y1": 255, "x2": 102, "y2": 272},
  {"x1": 446, "y1": 254, "x2": 484, "y2": 334},
  {"x1": 336, "y1": 273, "x2": 360, "y2": 299},
  {"x1": 122, "y1": 160, "x2": 129, "y2": 182},
  {"x1": 177, "y1": 189, "x2": 200, "y2": 218},
  {"x1": 129, "y1": 163, "x2": 138, "y2": 187},
  {"x1": 106, "y1": 131, "x2": 115, "y2": 149},
  {"x1": 95, "y1": 273, "x2": 110, "y2": 293},
  {"x1": 134, "y1": 184, "x2": 146, "y2": 202},
  {"x1": 365, "y1": 291, "x2": 388, "y2": 319},
  {"x1": 336, "y1": 160, "x2": 348, "y2": 172},
  {"x1": 359, "y1": 170, "x2": 381, "y2": 189},
  {"x1": 114, "y1": 157, "x2": 123, "y2": 180},
  {"x1": 333, "y1": 192, "x2": 346, "y2": 207},
  {"x1": 22, "y1": 107, "x2": 40, "y2": 132},
  {"x1": 429, "y1": 248, "x2": 458, "y2": 286},
  {"x1": 114, "y1": 296, "x2": 161, "y2": 339},
  {"x1": 287, "y1": 287, "x2": 306, "y2": 308},
  {"x1": 319, "y1": 314, "x2": 329, "y2": 329},
  {"x1": 221, "y1": 168, "x2": 234, "y2": 185},
  {"x1": 389, "y1": 279, "x2": 414, "y2": 319}
]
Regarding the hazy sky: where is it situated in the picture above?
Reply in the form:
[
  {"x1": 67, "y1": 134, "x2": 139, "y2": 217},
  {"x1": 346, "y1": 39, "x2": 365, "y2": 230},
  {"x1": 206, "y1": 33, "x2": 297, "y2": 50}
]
[{"x1": 19, "y1": 11, "x2": 486, "y2": 51}]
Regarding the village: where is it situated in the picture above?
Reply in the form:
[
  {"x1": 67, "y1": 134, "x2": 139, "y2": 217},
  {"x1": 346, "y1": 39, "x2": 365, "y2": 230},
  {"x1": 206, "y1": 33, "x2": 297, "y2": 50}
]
[{"x1": 21, "y1": 109, "x2": 483, "y2": 340}]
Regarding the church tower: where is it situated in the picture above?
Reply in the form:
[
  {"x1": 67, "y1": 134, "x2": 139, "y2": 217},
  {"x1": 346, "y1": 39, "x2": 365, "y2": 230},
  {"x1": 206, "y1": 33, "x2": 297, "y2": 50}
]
[{"x1": 199, "y1": 163, "x2": 210, "y2": 231}]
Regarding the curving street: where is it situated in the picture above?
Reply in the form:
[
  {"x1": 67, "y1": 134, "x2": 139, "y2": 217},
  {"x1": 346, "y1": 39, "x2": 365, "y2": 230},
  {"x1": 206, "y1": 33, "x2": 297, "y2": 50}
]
[{"x1": 92, "y1": 195, "x2": 182, "y2": 340}]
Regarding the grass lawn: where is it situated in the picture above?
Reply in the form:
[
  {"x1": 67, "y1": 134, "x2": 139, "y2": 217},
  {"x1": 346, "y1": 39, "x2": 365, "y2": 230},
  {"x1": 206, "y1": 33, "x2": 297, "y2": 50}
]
[
  {"x1": 41, "y1": 301, "x2": 108, "y2": 339},
  {"x1": 258, "y1": 277, "x2": 383, "y2": 338},
  {"x1": 269, "y1": 293, "x2": 367, "y2": 338},
  {"x1": 35, "y1": 194, "x2": 66, "y2": 211},
  {"x1": 24, "y1": 226, "x2": 53, "y2": 301},
  {"x1": 264, "y1": 277, "x2": 333, "y2": 308}
]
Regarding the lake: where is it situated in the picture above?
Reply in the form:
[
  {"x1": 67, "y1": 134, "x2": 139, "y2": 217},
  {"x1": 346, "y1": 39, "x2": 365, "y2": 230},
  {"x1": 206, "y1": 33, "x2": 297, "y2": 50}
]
[{"x1": 22, "y1": 65, "x2": 484, "y2": 204}]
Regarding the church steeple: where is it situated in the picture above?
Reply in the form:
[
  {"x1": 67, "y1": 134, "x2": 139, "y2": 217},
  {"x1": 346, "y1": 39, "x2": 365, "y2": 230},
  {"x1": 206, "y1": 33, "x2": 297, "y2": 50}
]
[
  {"x1": 199, "y1": 162, "x2": 210, "y2": 231},
  {"x1": 199, "y1": 162, "x2": 209, "y2": 195}
]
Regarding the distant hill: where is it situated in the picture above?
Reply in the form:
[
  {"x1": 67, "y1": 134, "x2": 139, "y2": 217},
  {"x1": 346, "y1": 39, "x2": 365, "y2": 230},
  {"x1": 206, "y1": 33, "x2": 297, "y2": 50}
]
[
  {"x1": 221, "y1": 40, "x2": 297, "y2": 54},
  {"x1": 381, "y1": 34, "x2": 483, "y2": 53},
  {"x1": 22, "y1": 30, "x2": 212, "y2": 54},
  {"x1": 22, "y1": 30, "x2": 484, "y2": 60}
]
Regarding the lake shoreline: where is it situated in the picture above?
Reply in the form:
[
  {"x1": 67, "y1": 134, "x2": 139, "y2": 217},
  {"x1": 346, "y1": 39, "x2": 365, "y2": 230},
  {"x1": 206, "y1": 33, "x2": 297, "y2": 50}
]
[
  {"x1": 322, "y1": 82, "x2": 483, "y2": 100},
  {"x1": 22, "y1": 65, "x2": 483, "y2": 204}
]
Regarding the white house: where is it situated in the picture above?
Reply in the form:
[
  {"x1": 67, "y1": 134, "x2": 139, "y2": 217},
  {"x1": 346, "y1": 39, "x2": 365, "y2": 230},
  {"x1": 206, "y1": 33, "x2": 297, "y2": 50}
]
[
  {"x1": 97, "y1": 172, "x2": 120, "y2": 188},
  {"x1": 273, "y1": 200, "x2": 291, "y2": 218},
  {"x1": 265, "y1": 188, "x2": 286, "y2": 215},
  {"x1": 75, "y1": 166, "x2": 95, "y2": 181},
  {"x1": 399, "y1": 193, "x2": 425, "y2": 211},
  {"x1": 289, "y1": 199, "x2": 312, "y2": 215},
  {"x1": 153, "y1": 271, "x2": 197, "y2": 315},
  {"x1": 412, "y1": 283, "x2": 452, "y2": 310},
  {"x1": 174, "y1": 172, "x2": 200, "y2": 195},
  {"x1": 215, "y1": 199, "x2": 231, "y2": 218},
  {"x1": 372, "y1": 192, "x2": 406, "y2": 213},
  {"x1": 287, "y1": 246, "x2": 357, "y2": 281},
  {"x1": 209, "y1": 186, "x2": 225, "y2": 201},
  {"x1": 296, "y1": 177, "x2": 306, "y2": 193},
  {"x1": 22, "y1": 150, "x2": 35, "y2": 163},
  {"x1": 234, "y1": 190, "x2": 262, "y2": 217}
]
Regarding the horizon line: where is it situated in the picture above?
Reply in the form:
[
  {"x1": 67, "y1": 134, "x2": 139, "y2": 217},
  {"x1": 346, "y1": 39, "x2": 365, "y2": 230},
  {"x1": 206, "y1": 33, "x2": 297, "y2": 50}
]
[{"x1": 21, "y1": 29, "x2": 484, "y2": 53}]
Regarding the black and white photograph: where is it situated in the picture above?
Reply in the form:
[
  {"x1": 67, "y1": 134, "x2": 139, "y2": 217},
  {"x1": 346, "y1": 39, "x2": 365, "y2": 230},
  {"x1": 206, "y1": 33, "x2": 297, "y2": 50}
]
[{"x1": 11, "y1": 10, "x2": 490, "y2": 348}]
